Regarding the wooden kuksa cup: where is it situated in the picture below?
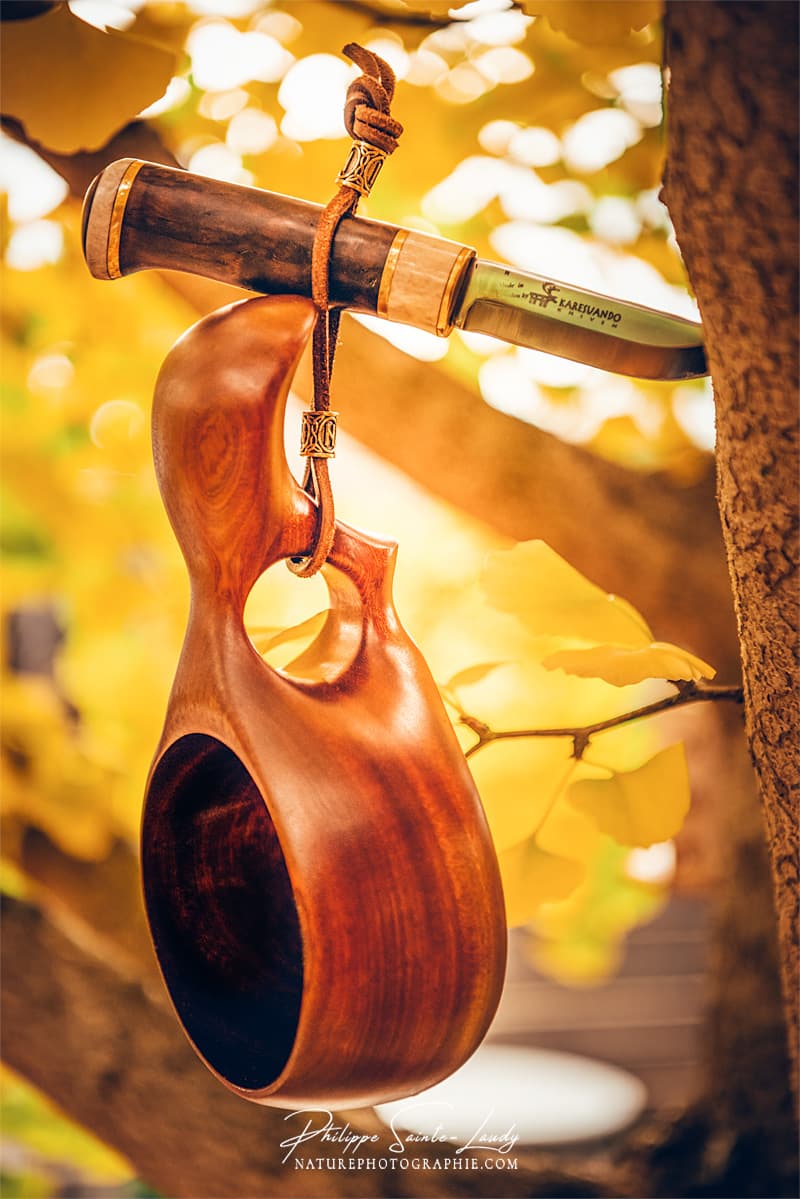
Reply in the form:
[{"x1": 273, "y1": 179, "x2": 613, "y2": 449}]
[{"x1": 141, "y1": 294, "x2": 506, "y2": 1108}]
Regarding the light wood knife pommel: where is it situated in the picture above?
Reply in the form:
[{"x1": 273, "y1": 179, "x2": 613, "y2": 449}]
[
  {"x1": 376, "y1": 230, "x2": 475, "y2": 337},
  {"x1": 82, "y1": 158, "x2": 144, "y2": 281}
]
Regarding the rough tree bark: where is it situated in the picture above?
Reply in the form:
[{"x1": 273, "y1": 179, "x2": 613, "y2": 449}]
[
  {"x1": 665, "y1": 0, "x2": 798, "y2": 1083},
  {"x1": 657, "y1": 2, "x2": 798, "y2": 1192}
]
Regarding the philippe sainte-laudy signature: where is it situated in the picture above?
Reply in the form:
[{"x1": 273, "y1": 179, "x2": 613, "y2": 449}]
[{"x1": 280, "y1": 1106, "x2": 519, "y2": 1165}]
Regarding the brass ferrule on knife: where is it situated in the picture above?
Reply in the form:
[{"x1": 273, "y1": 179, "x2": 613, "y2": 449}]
[{"x1": 82, "y1": 158, "x2": 707, "y2": 380}]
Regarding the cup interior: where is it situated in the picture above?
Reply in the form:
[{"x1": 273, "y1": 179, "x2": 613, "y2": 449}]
[{"x1": 142, "y1": 733, "x2": 303, "y2": 1091}]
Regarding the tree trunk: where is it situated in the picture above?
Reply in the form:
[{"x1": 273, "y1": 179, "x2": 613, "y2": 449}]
[{"x1": 663, "y1": 0, "x2": 798, "y2": 1156}]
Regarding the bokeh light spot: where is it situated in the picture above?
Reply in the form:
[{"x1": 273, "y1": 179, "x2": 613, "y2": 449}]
[
  {"x1": 405, "y1": 48, "x2": 449, "y2": 87},
  {"x1": 673, "y1": 381, "x2": 716, "y2": 451},
  {"x1": 90, "y1": 399, "x2": 146, "y2": 451},
  {"x1": 364, "y1": 34, "x2": 409, "y2": 80},
  {"x1": 590, "y1": 196, "x2": 642, "y2": 244},
  {"x1": 198, "y1": 88, "x2": 249, "y2": 122},
  {"x1": 625, "y1": 841, "x2": 676, "y2": 886},
  {"x1": 436, "y1": 63, "x2": 491, "y2": 105},
  {"x1": 226, "y1": 109, "x2": 278, "y2": 156},
  {"x1": 278, "y1": 54, "x2": 352, "y2": 141},
  {"x1": 188, "y1": 20, "x2": 293, "y2": 91},
  {"x1": 562, "y1": 108, "x2": 642, "y2": 174},
  {"x1": 610, "y1": 63, "x2": 663, "y2": 127},
  {"x1": 0, "y1": 137, "x2": 68, "y2": 222},
  {"x1": 478, "y1": 118, "x2": 521, "y2": 156},
  {"x1": 27, "y1": 353, "x2": 74, "y2": 396},
  {"x1": 6, "y1": 221, "x2": 64, "y2": 272},
  {"x1": 465, "y1": 7, "x2": 533, "y2": 47},
  {"x1": 475, "y1": 47, "x2": 534, "y2": 85},
  {"x1": 509, "y1": 125, "x2": 561, "y2": 167},
  {"x1": 186, "y1": 142, "x2": 252, "y2": 185}
]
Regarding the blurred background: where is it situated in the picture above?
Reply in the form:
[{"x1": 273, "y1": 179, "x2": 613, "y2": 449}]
[{"x1": 0, "y1": 1, "x2": 793, "y2": 1197}]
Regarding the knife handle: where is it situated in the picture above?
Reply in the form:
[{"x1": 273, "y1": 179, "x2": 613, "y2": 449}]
[{"x1": 82, "y1": 159, "x2": 475, "y2": 337}]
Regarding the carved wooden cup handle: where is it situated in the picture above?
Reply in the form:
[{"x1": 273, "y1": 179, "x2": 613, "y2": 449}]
[{"x1": 142, "y1": 296, "x2": 506, "y2": 1109}]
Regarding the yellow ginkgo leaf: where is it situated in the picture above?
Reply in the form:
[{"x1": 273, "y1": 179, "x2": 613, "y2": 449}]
[
  {"x1": 542, "y1": 640, "x2": 716, "y2": 686},
  {"x1": 498, "y1": 836, "x2": 586, "y2": 928},
  {"x1": 1, "y1": 5, "x2": 176, "y2": 154},
  {"x1": 440, "y1": 660, "x2": 513, "y2": 717},
  {"x1": 469, "y1": 738, "x2": 577, "y2": 852},
  {"x1": 483, "y1": 540, "x2": 652, "y2": 646},
  {"x1": 566, "y1": 743, "x2": 690, "y2": 847},
  {"x1": 248, "y1": 611, "x2": 328, "y2": 656},
  {"x1": 524, "y1": 1, "x2": 662, "y2": 45},
  {"x1": 443, "y1": 660, "x2": 511, "y2": 695},
  {"x1": 536, "y1": 781, "x2": 606, "y2": 864}
]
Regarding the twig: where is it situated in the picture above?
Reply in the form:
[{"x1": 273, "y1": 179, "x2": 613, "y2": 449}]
[
  {"x1": 333, "y1": 0, "x2": 527, "y2": 29},
  {"x1": 460, "y1": 681, "x2": 744, "y2": 760},
  {"x1": 333, "y1": 0, "x2": 451, "y2": 28}
]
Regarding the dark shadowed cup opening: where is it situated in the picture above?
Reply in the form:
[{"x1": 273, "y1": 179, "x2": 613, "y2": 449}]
[{"x1": 142, "y1": 733, "x2": 303, "y2": 1091}]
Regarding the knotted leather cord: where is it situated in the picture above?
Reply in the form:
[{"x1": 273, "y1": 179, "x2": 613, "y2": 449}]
[{"x1": 289, "y1": 43, "x2": 403, "y2": 578}]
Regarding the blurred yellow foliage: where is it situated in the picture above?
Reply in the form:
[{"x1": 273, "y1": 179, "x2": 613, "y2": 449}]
[
  {"x1": 0, "y1": 1067, "x2": 133, "y2": 1192},
  {"x1": 526, "y1": 1, "x2": 663, "y2": 45},
  {"x1": 483, "y1": 539, "x2": 652, "y2": 644},
  {"x1": 530, "y1": 839, "x2": 665, "y2": 984},
  {"x1": 0, "y1": 5, "x2": 176, "y2": 153}
]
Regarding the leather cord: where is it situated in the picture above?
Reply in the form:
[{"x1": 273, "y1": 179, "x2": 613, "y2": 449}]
[{"x1": 289, "y1": 44, "x2": 402, "y2": 578}]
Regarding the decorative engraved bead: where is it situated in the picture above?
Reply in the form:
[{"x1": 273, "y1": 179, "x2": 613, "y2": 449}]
[
  {"x1": 336, "y1": 140, "x2": 388, "y2": 197},
  {"x1": 300, "y1": 410, "x2": 338, "y2": 458}
]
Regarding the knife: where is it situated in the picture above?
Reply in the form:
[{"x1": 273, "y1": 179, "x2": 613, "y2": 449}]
[{"x1": 82, "y1": 158, "x2": 706, "y2": 381}]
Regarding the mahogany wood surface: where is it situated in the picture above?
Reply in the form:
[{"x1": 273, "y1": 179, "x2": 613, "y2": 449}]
[{"x1": 142, "y1": 295, "x2": 507, "y2": 1108}]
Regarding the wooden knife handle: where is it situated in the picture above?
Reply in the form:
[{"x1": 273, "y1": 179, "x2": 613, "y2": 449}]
[{"x1": 82, "y1": 158, "x2": 475, "y2": 336}]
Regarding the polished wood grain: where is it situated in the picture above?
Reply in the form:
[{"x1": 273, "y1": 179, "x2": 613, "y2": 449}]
[
  {"x1": 142, "y1": 294, "x2": 507, "y2": 1108},
  {"x1": 82, "y1": 159, "x2": 475, "y2": 334}
]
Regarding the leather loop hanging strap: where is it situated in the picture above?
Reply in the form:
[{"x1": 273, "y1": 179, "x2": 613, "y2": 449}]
[{"x1": 289, "y1": 44, "x2": 403, "y2": 579}]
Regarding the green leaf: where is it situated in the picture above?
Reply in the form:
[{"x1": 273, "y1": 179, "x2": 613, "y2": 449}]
[
  {"x1": 566, "y1": 743, "x2": 690, "y2": 847},
  {"x1": 542, "y1": 640, "x2": 716, "y2": 686},
  {"x1": 483, "y1": 540, "x2": 652, "y2": 646}
]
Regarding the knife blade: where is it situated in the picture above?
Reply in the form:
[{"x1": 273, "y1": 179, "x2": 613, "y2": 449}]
[{"x1": 456, "y1": 260, "x2": 707, "y2": 381}]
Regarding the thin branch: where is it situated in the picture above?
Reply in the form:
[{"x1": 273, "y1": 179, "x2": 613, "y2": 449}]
[
  {"x1": 461, "y1": 681, "x2": 744, "y2": 760},
  {"x1": 333, "y1": 0, "x2": 451, "y2": 27},
  {"x1": 333, "y1": 0, "x2": 527, "y2": 29}
]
